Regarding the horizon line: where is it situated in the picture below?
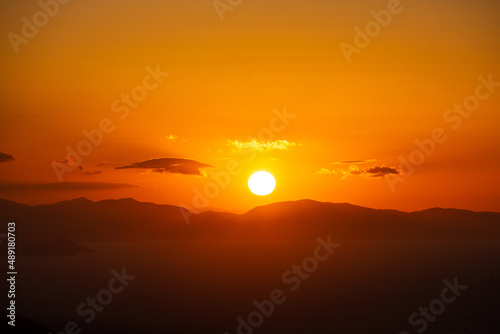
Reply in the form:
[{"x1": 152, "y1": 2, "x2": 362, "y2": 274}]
[{"x1": 1, "y1": 197, "x2": 499, "y2": 215}]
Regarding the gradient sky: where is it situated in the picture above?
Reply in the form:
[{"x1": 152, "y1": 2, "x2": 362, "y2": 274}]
[{"x1": 1, "y1": 0, "x2": 499, "y2": 212}]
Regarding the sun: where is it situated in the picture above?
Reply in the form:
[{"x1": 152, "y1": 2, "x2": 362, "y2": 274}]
[{"x1": 248, "y1": 171, "x2": 276, "y2": 196}]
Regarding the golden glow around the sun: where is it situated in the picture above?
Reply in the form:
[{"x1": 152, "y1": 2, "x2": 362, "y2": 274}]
[{"x1": 248, "y1": 171, "x2": 276, "y2": 196}]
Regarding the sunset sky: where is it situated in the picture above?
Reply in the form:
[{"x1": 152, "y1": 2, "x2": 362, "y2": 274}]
[{"x1": 1, "y1": 0, "x2": 499, "y2": 212}]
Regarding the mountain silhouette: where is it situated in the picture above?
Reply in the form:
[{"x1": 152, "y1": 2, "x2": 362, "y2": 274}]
[{"x1": 0, "y1": 198, "x2": 499, "y2": 242}]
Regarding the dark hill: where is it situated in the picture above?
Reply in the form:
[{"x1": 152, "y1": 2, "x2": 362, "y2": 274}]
[{"x1": 0, "y1": 198, "x2": 499, "y2": 242}]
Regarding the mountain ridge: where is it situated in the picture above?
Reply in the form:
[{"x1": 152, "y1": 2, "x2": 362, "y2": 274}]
[
  {"x1": 1, "y1": 197, "x2": 499, "y2": 243},
  {"x1": 1, "y1": 197, "x2": 498, "y2": 215}
]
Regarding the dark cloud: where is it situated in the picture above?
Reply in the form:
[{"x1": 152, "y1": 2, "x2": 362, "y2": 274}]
[
  {"x1": 0, "y1": 182, "x2": 137, "y2": 191},
  {"x1": 115, "y1": 158, "x2": 214, "y2": 176},
  {"x1": 0, "y1": 153, "x2": 14, "y2": 162},
  {"x1": 364, "y1": 166, "x2": 399, "y2": 177},
  {"x1": 342, "y1": 165, "x2": 400, "y2": 179}
]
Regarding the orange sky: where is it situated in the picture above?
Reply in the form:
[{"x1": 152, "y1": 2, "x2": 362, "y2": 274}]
[{"x1": 1, "y1": 0, "x2": 499, "y2": 212}]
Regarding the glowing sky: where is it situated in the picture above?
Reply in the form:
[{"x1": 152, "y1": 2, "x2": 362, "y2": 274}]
[{"x1": 1, "y1": 0, "x2": 499, "y2": 212}]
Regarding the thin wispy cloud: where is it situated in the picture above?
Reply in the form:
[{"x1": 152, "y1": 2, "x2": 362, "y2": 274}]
[
  {"x1": 0, "y1": 182, "x2": 137, "y2": 191},
  {"x1": 85, "y1": 171, "x2": 102, "y2": 175},
  {"x1": 50, "y1": 158, "x2": 101, "y2": 176},
  {"x1": 331, "y1": 159, "x2": 376, "y2": 165}
]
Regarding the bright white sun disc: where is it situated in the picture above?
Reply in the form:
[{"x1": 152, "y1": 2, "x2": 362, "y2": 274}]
[{"x1": 248, "y1": 171, "x2": 276, "y2": 196}]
